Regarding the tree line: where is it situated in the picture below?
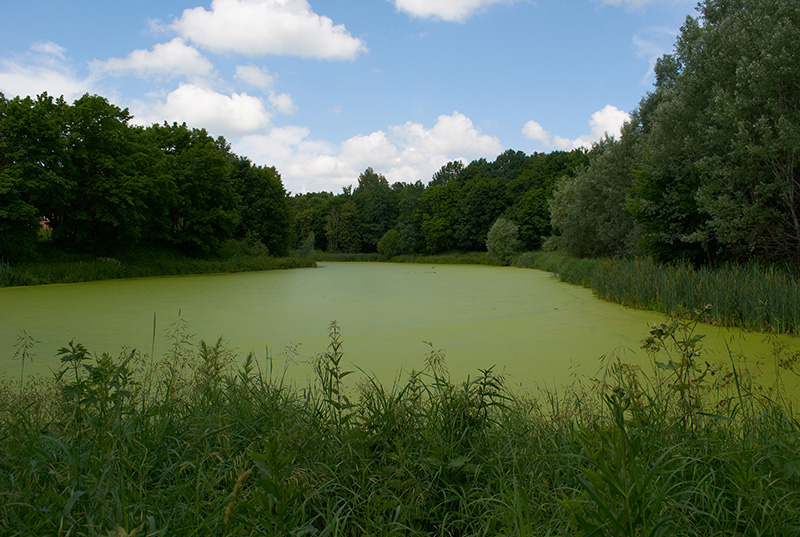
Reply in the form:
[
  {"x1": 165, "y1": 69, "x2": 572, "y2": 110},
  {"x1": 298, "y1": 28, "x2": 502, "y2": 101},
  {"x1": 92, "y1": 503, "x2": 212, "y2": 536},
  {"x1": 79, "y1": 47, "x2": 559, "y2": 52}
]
[
  {"x1": 0, "y1": 93, "x2": 292, "y2": 261},
  {"x1": 0, "y1": 90, "x2": 587, "y2": 263},
  {"x1": 2, "y1": 1, "x2": 796, "y2": 267},
  {"x1": 289, "y1": 150, "x2": 587, "y2": 257},
  {"x1": 550, "y1": 0, "x2": 800, "y2": 264}
]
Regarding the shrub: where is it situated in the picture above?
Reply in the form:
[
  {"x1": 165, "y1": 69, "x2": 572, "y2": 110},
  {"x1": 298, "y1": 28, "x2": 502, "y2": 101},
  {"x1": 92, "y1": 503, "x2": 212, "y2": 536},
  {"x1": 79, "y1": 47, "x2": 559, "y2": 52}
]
[{"x1": 486, "y1": 217, "x2": 520, "y2": 265}]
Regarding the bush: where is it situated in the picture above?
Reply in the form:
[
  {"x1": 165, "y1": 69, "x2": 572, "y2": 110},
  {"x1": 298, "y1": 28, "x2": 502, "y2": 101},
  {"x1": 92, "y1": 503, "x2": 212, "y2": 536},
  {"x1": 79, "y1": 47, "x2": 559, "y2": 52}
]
[
  {"x1": 377, "y1": 228, "x2": 402, "y2": 259},
  {"x1": 486, "y1": 217, "x2": 520, "y2": 265}
]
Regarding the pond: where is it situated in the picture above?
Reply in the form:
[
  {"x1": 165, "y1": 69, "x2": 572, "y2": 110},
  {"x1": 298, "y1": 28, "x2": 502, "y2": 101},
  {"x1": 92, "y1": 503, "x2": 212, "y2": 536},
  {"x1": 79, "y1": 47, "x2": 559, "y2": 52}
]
[{"x1": 2, "y1": 262, "x2": 798, "y2": 392}]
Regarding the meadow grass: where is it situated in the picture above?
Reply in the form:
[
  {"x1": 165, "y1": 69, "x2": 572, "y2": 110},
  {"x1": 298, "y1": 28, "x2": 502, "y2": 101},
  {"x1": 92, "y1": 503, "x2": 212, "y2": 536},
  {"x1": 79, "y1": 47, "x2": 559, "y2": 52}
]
[{"x1": 2, "y1": 319, "x2": 799, "y2": 536}]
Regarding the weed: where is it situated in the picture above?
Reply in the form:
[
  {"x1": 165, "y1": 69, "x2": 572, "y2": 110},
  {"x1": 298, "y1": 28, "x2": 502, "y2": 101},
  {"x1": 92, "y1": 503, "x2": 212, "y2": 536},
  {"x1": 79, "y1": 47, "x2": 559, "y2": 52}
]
[
  {"x1": 1, "y1": 322, "x2": 799, "y2": 536},
  {"x1": 13, "y1": 330, "x2": 39, "y2": 386}
]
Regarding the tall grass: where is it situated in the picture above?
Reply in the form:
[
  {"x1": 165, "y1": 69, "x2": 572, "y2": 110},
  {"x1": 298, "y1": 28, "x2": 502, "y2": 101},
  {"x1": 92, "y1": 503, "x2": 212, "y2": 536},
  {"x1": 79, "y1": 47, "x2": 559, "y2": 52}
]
[
  {"x1": 593, "y1": 258, "x2": 800, "y2": 334},
  {"x1": 2, "y1": 320, "x2": 799, "y2": 536},
  {"x1": 515, "y1": 251, "x2": 599, "y2": 286},
  {"x1": 516, "y1": 252, "x2": 800, "y2": 334}
]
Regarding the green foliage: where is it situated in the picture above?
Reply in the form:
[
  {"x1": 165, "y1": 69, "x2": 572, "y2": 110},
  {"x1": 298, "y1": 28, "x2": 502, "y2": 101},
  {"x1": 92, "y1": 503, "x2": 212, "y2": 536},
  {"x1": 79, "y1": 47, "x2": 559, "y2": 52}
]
[
  {"x1": 13, "y1": 329, "x2": 39, "y2": 386},
  {"x1": 326, "y1": 198, "x2": 362, "y2": 253},
  {"x1": 353, "y1": 168, "x2": 397, "y2": 252},
  {"x1": 0, "y1": 93, "x2": 68, "y2": 260},
  {"x1": 547, "y1": 0, "x2": 800, "y2": 264},
  {"x1": 642, "y1": 305, "x2": 715, "y2": 433},
  {"x1": 515, "y1": 251, "x2": 601, "y2": 287},
  {"x1": 550, "y1": 135, "x2": 637, "y2": 258},
  {"x1": 486, "y1": 217, "x2": 521, "y2": 265},
  {"x1": 0, "y1": 244, "x2": 315, "y2": 287},
  {"x1": 691, "y1": 0, "x2": 800, "y2": 260},
  {"x1": 514, "y1": 251, "x2": 800, "y2": 335},
  {"x1": 564, "y1": 391, "x2": 680, "y2": 537},
  {"x1": 56, "y1": 95, "x2": 157, "y2": 253},
  {"x1": 592, "y1": 257, "x2": 800, "y2": 334},
  {"x1": 0, "y1": 93, "x2": 294, "y2": 261},
  {"x1": 2, "y1": 322, "x2": 800, "y2": 536},
  {"x1": 231, "y1": 155, "x2": 292, "y2": 256},
  {"x1": 632, "y1": 0, "x2": 799, "y2": 262},
  {"x1": 297, "y1": 149, "x2": 585, "y2": 258},
  {"x1": 377, "y1": 228, "x2": 403, "y2": 259},
  {"x1": 298, "y1": 231, "x2": 315, "y2": 256},
  {"x1": 289, "y1": 191, "x2": 334, "y2": 251}
]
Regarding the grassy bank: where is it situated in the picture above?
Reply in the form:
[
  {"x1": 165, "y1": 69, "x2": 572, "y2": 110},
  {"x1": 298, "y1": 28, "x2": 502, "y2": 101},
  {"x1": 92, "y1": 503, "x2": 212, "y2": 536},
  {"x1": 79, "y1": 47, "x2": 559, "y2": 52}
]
[
  {"x1": 0, "y1": 243, "x2": 316, "y2": 287},
  {"x1": 516, "y1": 252, "x2": 800, "y2": 335},
  {"x1": 2, "y1": 320, "x2": 799, "y2": 536}
]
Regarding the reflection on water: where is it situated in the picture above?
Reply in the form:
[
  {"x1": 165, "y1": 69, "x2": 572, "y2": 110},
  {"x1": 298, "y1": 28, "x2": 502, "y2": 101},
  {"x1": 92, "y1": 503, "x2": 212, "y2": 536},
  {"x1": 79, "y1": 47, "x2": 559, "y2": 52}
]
[{"x1": 1, "y1": 262, "x2": 798, "y2": 392}]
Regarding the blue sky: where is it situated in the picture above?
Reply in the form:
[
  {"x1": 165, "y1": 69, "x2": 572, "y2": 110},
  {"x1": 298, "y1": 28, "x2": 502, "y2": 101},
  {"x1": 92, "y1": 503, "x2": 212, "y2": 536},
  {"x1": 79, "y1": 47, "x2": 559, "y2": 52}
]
[{"x1": 1, "y1": 0, "x2": 697, "y2": 194}]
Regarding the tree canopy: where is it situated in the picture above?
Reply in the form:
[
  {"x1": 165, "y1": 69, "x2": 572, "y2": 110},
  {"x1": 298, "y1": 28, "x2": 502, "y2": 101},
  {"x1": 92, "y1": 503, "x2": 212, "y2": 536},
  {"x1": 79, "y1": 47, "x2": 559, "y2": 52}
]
[
  {"x1": 0, "y1": 93, "x2": 292, "y2": 260},
  {"x1": 4, "y1": 1, "x2": 796, "y2": 268},
  {"x1": 551, "y1": 0, "x2": 800, "y2": 263}
]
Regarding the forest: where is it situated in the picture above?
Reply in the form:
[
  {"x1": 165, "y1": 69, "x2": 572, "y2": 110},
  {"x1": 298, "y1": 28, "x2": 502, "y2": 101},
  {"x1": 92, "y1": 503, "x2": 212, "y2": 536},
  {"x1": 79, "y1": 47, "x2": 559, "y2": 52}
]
[
  {"x1": 1, "y1": 0, "x2": 798, "y2": 267},
  {"x1": 0, "y1": 94, "x2": 292, "y2": 261}
]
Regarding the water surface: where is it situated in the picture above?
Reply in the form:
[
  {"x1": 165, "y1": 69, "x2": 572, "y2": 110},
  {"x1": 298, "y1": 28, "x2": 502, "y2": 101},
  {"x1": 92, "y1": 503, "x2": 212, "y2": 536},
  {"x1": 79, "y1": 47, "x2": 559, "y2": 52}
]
[{"x1": 2, "y1": 263, "x2": 797, "y2": 391}]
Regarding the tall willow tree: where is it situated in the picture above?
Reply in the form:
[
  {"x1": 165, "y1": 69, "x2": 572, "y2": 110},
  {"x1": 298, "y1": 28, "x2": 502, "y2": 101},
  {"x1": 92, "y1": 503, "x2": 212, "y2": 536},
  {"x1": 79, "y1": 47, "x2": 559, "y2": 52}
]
[
  {"x1": 550, "y1": 131, "x2": 638, "y2": 258},
  {"x1": 631, "y1": 0, "x2": 800, "y2": 262},
  {"x1": 692, "y1": 0, "x2": 800, "y2": 260}
]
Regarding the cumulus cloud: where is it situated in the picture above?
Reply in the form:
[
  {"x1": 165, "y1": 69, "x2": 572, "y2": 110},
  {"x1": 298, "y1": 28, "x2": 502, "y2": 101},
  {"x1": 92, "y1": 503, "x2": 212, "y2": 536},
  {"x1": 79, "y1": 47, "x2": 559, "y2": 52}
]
[
  {"x1": 268, "y1": 92, "x2": 297, "y2": 115},
  {"x1": 521, "y1": 120, "x2": 550, "y2": 145},
  {"x1": 236, "y1": 111, "x2": 502, "y2": 193},
  {"x1": 172, "y1": 0, "x2": 367, "y2": 60},
  {"x1": 0, "y1": 42, "x2": 91, "y2": 100},
  {"x1": 133, "y1": 83, "x2": 271, "y2": 138},
  {"x1": 234, "y1": 65, "x2": 275, "y2": 89},
  {"x1": 393, "y1": 0, "x2": 518, "y2": 22},
  {"x1": 234, "y1": 65, "x2": 296, "y2": 115},
  {"x1": 522, "y1": 105, "x2": 631, "y2": 150},
  {"x1": 92, "y1": 38, "x2": 213, "y2": 80}
]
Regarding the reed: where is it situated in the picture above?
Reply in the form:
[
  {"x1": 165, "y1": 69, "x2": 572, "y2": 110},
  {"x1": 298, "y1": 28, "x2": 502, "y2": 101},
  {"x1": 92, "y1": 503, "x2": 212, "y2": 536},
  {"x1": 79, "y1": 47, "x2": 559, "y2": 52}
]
[
  {"x1": 1, "y1": 322, "x2": 798, "y2": 536},
  {"x1": 514, "y1": 252, "x2": 800, "y2": 335},
  {"x1": 592, "y1": 258, "x2": 800, "y2": 334}
]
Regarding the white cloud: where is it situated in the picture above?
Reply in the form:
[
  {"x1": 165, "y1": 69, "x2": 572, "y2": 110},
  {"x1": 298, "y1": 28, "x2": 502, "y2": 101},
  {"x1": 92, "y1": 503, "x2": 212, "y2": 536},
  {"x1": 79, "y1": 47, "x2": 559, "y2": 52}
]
[
  {"x1": 235, "y1": 65, "x2": 275, "y2": 89},
  {"x1": 235, "y1": 111, "x2": 502, "y2": 193},
  {"x1": 0, "y1": 42, "x2": 91, "y2": 101},
  {"x1": 234, "y1": 65, "x2": 296, "y2": 115},
  {"x1": 30, "y1": 42, "x2": 68, "y2": 60},
  {"x1": 521, "y1": 120, "x2": 550, "y2": 145},
  {"x1": 393, "y1": 0, "x2": 518, "y2": 22},
  {"x1": 522, "y1": 105, "x2": 630, "y2": 150},
  {"x1": 172, "y1": 0, "x2": 367, "y2": 60},
  {"x1": 588, "y1": 104, "x2": 631, "y2": 139},
  {"x1": 92, "y1": 38, "x2": 213, "y2": 79},
  {"x1": 268, "y1": 92, "x2": 297, "y2": 115},
  {"x1": 133, "y1": 83, "x2": 271, "y2": 138}
]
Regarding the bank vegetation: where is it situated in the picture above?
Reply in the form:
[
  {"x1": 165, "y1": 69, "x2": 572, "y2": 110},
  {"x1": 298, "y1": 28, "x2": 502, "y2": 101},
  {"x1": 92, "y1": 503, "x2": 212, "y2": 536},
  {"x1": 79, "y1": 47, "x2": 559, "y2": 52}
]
[{"x1": 2, "y1": 319, "x2": 799, "y2": 536}]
